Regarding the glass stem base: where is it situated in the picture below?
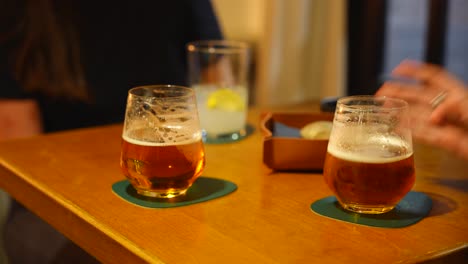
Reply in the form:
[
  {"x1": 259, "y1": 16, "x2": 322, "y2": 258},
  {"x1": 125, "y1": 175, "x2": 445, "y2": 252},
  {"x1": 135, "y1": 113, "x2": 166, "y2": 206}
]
[
  {"x1": 136, "y1": 188, "x2": 188, "y2": 199},
  {"x1": 339, "y1": 202, "x2": 396, "y2": 214}
]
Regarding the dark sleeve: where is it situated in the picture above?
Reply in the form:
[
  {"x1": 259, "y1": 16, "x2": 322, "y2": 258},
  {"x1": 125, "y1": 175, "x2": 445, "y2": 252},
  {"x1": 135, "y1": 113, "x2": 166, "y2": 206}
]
[
  {"x1": 187, "y1": 0, "x2": 224, "y2": 41},
  {"x1": 0, "y1": 0, "x2": 29, "y2": 99},
  {"x1": 0, "y1": 72, "x2": 28, "y2": 99}
]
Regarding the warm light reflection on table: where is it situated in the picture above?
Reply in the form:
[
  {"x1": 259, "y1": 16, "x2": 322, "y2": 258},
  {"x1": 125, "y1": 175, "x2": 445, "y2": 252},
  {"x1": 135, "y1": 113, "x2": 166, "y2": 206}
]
[{"x1": 0, "y1": 103, "x2": 467, "y2": 263}]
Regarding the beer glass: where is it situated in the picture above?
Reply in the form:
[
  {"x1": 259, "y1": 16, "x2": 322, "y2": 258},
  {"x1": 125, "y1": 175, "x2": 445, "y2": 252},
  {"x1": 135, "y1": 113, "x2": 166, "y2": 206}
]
[
  {"x1": 323, "y1": 96, "x2": 415, "y2": 214},
  {"x1": 120, "y1": 85, "x2": 205, "y2": 198},
  {"x1": 187, "y1": 40, "x2": 250, "y2": 143}
]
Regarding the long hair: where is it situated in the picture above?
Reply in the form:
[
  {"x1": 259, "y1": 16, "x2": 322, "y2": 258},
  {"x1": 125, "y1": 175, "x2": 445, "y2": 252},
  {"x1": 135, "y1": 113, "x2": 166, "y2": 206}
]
[{"x1": 0, "y1": 0, "x2": 88, "y2": 100}]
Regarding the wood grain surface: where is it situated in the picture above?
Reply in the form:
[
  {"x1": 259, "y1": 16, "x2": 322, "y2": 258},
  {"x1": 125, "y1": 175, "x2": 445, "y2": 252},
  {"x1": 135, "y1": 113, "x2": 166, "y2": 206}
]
[{"x1": 0, "y1": 104, "x2": 467, "y2": 263}]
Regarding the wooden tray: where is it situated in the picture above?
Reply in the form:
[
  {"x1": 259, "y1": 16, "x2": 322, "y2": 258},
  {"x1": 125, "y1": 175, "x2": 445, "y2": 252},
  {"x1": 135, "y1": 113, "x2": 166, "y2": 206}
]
[{"x1": 260, "y1": 112, "x2": 334, "y2": 171}]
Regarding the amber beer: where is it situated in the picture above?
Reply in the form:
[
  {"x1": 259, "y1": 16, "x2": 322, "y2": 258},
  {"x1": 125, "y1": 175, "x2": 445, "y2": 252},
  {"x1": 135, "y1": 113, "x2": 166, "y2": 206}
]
[
  {"x1": 323, "y1": 142, "x2": 415, "y2": 214},
  {"x1": 120, "y1": 131, "x2": 205, "y2": 198}
]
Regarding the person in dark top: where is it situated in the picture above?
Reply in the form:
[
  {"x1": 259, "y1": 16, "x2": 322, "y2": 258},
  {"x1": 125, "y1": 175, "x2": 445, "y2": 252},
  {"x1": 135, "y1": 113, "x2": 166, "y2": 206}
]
[
  {"x1": 1, "y1": 0, "x2": 223, "y2": 134},
  {"x1": 0, "y1": 1, "x2": 223, "y2": 263}
]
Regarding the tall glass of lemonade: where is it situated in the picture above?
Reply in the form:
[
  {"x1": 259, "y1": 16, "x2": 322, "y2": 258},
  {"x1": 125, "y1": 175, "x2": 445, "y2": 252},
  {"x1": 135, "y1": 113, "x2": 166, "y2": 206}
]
[{"x1": 187, "y1": 40, "x2": 250, "y2": 143}]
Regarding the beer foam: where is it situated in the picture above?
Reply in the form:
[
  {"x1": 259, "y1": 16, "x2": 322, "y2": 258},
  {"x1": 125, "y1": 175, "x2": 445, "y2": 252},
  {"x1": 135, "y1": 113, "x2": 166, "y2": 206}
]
[
  {"x1": 328, "y1": 137, "x2": 413, "y2": 164},
  {"x1": 122, "y1": 129, "x2": 202, "y2": 146}
]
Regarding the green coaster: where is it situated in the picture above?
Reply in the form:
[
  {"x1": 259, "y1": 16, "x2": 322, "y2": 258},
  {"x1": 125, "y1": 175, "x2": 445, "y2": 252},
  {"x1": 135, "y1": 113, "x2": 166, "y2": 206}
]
[
  {"x1": 112, "y1": 177, "x2": 237, "y2": 208},
  {"x1": 311, "y1": 191, "x2": 432, "y2": 228},
  {"x1": 203, "y1": 124, "x2": 255, "y2": 144}
]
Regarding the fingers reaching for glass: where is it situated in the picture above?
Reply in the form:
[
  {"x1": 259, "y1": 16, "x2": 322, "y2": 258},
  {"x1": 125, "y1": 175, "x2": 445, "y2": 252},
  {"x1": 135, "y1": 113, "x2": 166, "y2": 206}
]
[{"x1": 376, "y1": 60, "x2": 468, "y2": 160}]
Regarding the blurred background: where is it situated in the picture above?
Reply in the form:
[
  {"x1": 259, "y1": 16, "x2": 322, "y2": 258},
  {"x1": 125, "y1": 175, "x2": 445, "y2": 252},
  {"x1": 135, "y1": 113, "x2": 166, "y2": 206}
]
[{"x1": 212, "y1": 0, "x2": 468, "y2": 106}]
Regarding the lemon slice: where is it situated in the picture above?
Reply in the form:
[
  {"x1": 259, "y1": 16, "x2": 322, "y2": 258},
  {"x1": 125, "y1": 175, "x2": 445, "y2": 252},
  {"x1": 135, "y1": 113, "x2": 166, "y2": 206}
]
[
  {"x1": 300, "y1": 121, "x2": 333, "y2": 140},
  {"x1": 206, "y1": 88, "x2": 245, "y2": 112}
]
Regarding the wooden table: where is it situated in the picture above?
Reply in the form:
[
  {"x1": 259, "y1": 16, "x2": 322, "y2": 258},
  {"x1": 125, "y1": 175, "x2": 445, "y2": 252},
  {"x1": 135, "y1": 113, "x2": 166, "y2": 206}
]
[{"x1": 0, "y1": 106, "x2": 467, "y2": 263}]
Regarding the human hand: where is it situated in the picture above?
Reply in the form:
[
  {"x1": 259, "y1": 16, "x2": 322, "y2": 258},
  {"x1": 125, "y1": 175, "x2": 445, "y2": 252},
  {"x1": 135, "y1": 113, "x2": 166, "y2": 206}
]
[
  {"x1": 376, "y1": 60, "x2": 468, "y2": 160},
  {"x1": 0, "y1": 99, "x2": 42, "y2": 141}
]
